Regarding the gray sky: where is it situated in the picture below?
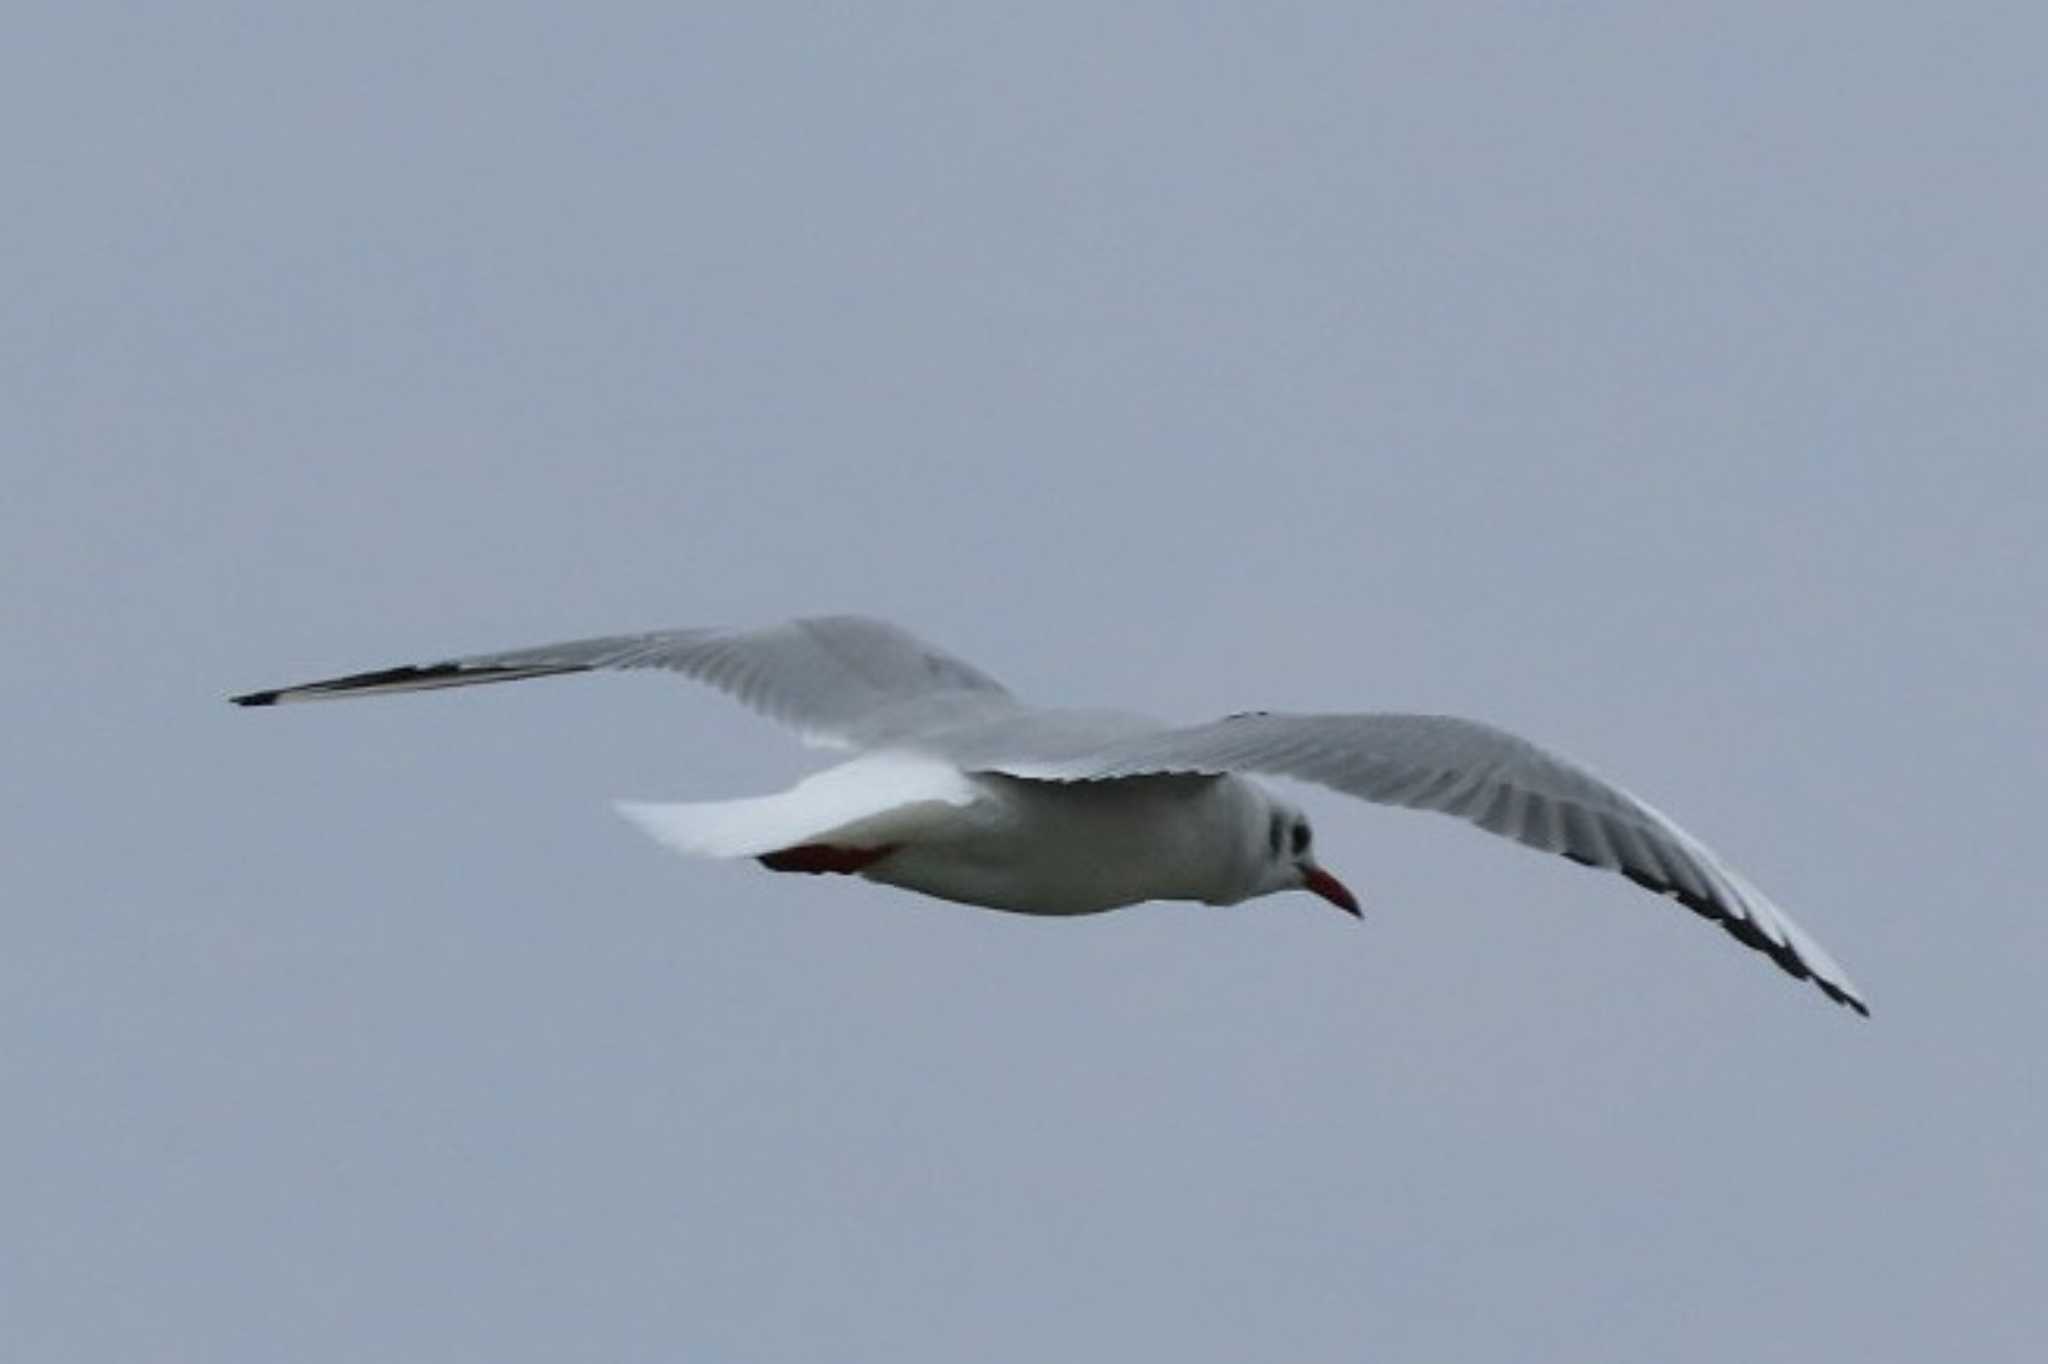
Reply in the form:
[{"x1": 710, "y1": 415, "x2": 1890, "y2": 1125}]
[{"x1": 7, "y1": 4, "x2": 2045, "y2": 1359}]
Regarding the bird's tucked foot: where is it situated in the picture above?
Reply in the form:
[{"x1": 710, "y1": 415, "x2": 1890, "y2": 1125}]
[{"x1": 757, "y1": 843, "x2": 901, "y2": 875}]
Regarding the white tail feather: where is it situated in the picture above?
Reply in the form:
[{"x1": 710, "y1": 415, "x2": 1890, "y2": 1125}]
[{"x1": 615, "y1": 754, "x2": 982, "y2": 859}]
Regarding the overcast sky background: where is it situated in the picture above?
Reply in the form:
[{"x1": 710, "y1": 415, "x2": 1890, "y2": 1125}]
[{"x1": 7, "y1": 4, "x2": 2045, "y2": 1360}]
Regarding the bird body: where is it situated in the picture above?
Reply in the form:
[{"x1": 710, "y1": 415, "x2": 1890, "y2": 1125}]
[
  {"x1": 867, "y1": 771, "x2": 1275, "y2": 916},
  {"x1": 881, "y1": 769, "x2": 1270, "y2": 915},
  {"x1": 613, "y1": 750, "x2": 1281, "y2": 915},
  {"x1": 234, "y1": 613, "x2": 1865, "y2": 1014}
]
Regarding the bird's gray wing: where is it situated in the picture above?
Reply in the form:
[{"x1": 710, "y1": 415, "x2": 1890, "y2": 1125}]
[
  {"x1": 967, "y1": 710, "x2": 1866, "y2": 1015},
  {"x1": 231, "y1": 614, "x2": 1018, "y2": 747}
]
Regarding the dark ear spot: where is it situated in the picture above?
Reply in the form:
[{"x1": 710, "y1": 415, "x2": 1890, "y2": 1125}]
[
  {"x1": 1290, "y1": 821, "x2": 1311, "y2": 856},
  {"x1": 1268, "y1": 812, "x2": 1285, "y2": 858}
]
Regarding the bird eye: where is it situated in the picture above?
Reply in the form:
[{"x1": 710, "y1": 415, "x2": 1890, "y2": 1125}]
[{"x1": 1291, "y1": 822, "x2": 1311, "y2": 856}]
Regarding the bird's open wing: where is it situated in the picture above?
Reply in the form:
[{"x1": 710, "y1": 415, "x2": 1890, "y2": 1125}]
[
  {"x1": 231, "y1": 614, "x2": 1017, "y2": 748},
  {"x1": 977, "y1": 711, "x2": 1866, "y2": 1014}
]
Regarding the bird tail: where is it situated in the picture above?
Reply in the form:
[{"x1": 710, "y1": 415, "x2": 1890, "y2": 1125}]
[{"x1": 614, "y1": 753, "x2": 982, "y2": 859}]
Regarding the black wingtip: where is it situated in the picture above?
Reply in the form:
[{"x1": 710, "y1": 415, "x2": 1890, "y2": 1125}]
[
  {"x1": 230, "y1": 690, "x2": 280, "y2": 707},
  {"x1": 1607, "y1": 864, "x2": 1870, "y2": 1017}
]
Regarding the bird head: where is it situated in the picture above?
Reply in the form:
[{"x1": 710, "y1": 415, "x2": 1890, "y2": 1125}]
[{"x1": 1255, "y1": 797, "x2": 1360, "y2": 916}]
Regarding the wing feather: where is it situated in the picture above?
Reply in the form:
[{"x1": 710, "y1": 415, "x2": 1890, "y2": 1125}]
[
  {"x1": 231, "y1": 615, "x2": 1016, "y2": 747},
  {"x1": 984, "y1": 711, "x2": 1866, "y2": 1014}
]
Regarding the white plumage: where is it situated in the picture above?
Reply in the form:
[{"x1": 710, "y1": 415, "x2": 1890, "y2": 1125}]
[{"x1": 234, "y1": 613, "x2": 1867, "y2": 1014}]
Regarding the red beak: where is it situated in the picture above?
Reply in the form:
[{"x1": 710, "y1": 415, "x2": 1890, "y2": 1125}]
[{"x1": 1302, "y1": 865, "x2": 1361, "y2": 917}]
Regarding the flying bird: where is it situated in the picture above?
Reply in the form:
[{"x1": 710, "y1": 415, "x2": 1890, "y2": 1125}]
[{"x1": 233, "y1": 614, "x2": 1866, "y2": 1014}]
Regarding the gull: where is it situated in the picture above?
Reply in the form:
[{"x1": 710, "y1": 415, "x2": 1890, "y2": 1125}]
[{"x1": 233, "y1": 613, "x2": 1866, "y2": 1014}]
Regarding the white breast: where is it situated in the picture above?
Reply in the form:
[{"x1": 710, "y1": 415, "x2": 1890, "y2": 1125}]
[{"x1": 862, "y1": 772, "x2": 1266, "y2": 915}]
